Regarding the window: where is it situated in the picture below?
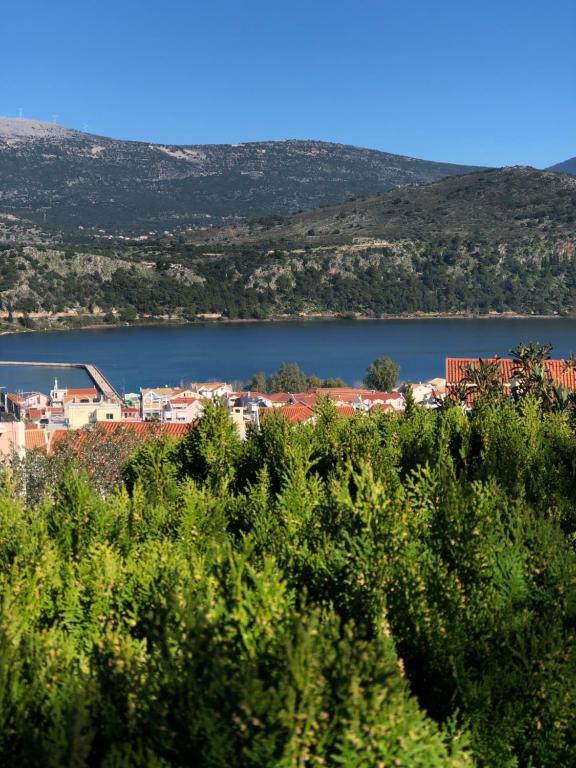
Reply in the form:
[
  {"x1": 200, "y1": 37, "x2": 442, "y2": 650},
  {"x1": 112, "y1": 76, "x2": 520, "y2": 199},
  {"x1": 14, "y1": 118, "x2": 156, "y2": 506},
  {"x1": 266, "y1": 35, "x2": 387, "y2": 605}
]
[{"x1": 106, "y1": 413, "x2": 114, "y2": 420}]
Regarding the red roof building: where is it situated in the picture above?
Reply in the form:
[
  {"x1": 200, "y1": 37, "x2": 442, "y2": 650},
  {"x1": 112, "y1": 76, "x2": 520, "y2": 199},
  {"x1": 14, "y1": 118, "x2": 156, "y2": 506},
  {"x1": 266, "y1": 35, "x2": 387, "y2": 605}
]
[
  {"x1": 261, "y1": 404, "x2": 315, "y2": 424},
  {"x1": 445, "y1": 357, "x2": 576, "y2": 389},
  {"x1": 49, "y1": 420, "x2": 191, "y2": 455}
]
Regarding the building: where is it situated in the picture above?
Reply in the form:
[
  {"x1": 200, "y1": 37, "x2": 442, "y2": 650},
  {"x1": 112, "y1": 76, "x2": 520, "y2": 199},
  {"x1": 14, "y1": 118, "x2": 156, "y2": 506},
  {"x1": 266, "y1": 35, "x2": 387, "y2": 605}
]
[
  {"x1": 162, "y1": 397, "x2": 204, "y2": 424},
  {"x1": 64, "y1": 400, "x2": 122, "y2": 429},
  {"x1": 445, "y1": 357, "x2": 576, "y2": 389}
]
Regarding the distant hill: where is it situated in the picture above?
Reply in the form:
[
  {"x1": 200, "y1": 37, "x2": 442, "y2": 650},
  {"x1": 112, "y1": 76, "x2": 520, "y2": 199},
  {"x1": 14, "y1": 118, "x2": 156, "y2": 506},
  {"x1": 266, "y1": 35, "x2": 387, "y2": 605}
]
[
  {"x1": 0, "y1": 118, "x2": 482, "y2": 234},
  {"x1": 1, "y1": 165, "x2": 575, "y2": 326},
  {"x1": 204, "y1": 165, "x2": 576, "y2": 246},
  {"x1": 548, "y1": 157, "x2": 576, "y2": 175}
]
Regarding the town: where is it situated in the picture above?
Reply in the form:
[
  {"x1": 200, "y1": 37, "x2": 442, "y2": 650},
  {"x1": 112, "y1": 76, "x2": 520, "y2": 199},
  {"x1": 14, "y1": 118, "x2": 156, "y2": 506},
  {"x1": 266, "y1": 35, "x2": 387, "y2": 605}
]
[{"x1": 2, "y1": 351, "x2": 576, "y2": 461}]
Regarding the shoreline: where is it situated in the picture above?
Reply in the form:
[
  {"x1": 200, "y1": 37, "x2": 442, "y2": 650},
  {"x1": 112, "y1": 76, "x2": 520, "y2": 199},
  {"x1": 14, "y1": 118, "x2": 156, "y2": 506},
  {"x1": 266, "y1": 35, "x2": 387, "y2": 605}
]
[{"x1": 0, "y1": 311, "x2": 572, "y2": 336}]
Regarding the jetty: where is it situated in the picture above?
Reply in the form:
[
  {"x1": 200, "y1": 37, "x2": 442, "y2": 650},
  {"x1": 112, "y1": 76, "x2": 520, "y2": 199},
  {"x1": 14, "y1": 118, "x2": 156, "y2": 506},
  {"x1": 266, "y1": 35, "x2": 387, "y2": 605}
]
[{"x1": 0, "y1": 361, "x2": 122, "y2": 404}]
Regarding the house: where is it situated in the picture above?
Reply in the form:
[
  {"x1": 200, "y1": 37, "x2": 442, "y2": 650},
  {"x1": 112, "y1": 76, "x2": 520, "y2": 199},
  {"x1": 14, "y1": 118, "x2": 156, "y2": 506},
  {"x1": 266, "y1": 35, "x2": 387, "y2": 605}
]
[
  {"x1": 140, "y1": 388, "x2": 179, "y2": 420},
  {"x1": 2, "y1": 391, "x2": 49, "y2": 420},
  {"x1": 445, "y1": 357, "x2": 576, "y2": 389},
  {"x1": 121, "y1": 405, "x2": 141, "y2": 422},
  {"x1": 64, "y1": 400, "x2": 122, "y2": 429},
  {"x1": 50, "y1": 380, "x2": 99, "y2": 407},
  {"x1": 353, "y1": 391, "x2": 405, "y2": 413},
  {"x1": 261, "y1": 404, "x2": 316, "y2": 425},
  {"x1": 267, "y1": 392, "x2": 295, "y2": 407},
  {"x1": 162, "y1": 397, "x2": 203, "y2": 424},
  {"x1": 188, "y1": 382, "x2": 232, "y2": 400},
  {"x1": 140, "y1": 388, "x2": 203, "y2": 420},
  {"x1": 226, "y1": 393, "x2": 272, "y2": 436}
]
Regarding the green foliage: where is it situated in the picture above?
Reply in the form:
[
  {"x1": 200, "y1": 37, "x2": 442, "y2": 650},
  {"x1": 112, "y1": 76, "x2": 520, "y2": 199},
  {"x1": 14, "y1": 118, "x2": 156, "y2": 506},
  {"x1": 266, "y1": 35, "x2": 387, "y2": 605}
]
[
  {"x1": 1, "y1": 398, "x2": 576, "y2": 765},
  {"x1": 268, "y1": 363, "x2": 309, "y2": 393},
  {"x1": 257, "y1": 363, "x2": 347, "y2": 393},
  {"x1": 363, "y1": 354, "x2": 400, "y2": 391}
]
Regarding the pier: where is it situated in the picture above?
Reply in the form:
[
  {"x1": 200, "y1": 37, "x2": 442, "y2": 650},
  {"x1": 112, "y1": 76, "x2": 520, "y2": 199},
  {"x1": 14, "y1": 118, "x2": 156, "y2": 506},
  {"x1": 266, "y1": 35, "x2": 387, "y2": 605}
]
[{"x1": 0, "y1": 361, "x2": 123, "y2": 404}]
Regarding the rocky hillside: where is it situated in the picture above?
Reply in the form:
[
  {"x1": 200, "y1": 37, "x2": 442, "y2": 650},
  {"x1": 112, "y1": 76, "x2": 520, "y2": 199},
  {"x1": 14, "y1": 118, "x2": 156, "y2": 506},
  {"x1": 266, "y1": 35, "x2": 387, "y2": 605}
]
[
  {"x1": 1, "y1": 166, "x2": 575, "y2": 325},
  {"x1": 0, "y1": 118, "x2": 481, "y2": 234}
]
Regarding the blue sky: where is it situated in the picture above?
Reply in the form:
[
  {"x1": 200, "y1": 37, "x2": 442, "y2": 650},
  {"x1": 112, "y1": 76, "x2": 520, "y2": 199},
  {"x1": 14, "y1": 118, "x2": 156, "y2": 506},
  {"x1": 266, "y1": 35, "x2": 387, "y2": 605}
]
[{"x1": 1, "y1": 0, "x2": 574, "y2": 167}]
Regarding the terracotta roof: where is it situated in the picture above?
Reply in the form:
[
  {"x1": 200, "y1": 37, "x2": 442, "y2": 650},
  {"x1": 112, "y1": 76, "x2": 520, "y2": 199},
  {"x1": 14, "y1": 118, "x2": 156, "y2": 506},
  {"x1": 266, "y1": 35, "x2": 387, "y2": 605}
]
[
  {"x1": 267, "y1": 392, "x2": 294, "y2": 404},
  {"x1": 294, "y1": 393, "x2": 317, "y2": 407},
  {"x1": 311, "y1": 387, "x2": 377, "y2": 398},
  {"x1": 49, "y1": 420, "x2": 191, "y2": 456},
  {"x1": 445, "y1": 357, "x2": 576, "y2": 389},
  {"x1": 141, "y1": 388, "x2": 178, "y2": 398},
  {"x1": 98, "y1": 421, "x2": 191, "y2": 438},
  {"x1": 65, "y1": 388, "x2": 98, "y2": 397},
  {"x1": 262, "y1": 404, "x2": 315, "y2": 424},
  {"x1": 228, "y1": 391, "x2": 267, "y2": 400},
  {"x1": 6, "y1": 393, "x2": 24, "y2": 405},
  {"x1": 369, "y1": 403, "x2": 395, "y2": 412},
  {"x1": 189, "y1": 382, "x2": 227, "y2": 391},
  {"x1": 27, "y1": 408, "x2": 44, "y2": 420},
  {"x1": 361, "y1": 392, "x2": 403, "y2": 402},
  {"x1": 25, "y1": 429, "x2": 47, "y2": 452},
  {"x1": 336, "y1": 405, "x2": 356, "y2": 417}
]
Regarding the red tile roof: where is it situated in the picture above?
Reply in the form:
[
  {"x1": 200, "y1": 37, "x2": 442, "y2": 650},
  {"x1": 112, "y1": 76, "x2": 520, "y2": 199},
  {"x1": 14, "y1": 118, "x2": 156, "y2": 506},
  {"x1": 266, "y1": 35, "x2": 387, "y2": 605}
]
[
  {"x1": 294, "y1": 393, "x2": 317, "y2": 407},
  {"x1": 369, "y1": 402, "x2": 395, "y2": 413},
  {"x1": 361, "y1": 392, "x2": 403, "y2": 403},
  {"x1": 278, "y1": 405, "x2": 315, "y2": 424},
  {"x1": 65, "y1": 388, "x2": 98, "y2": 397},
  {"x1": 445, "y1": 357, "x2": 576, "y2": 389},
  {"x1": 267, "y1": 392, "x2": 293, "y2": 404},
  {"x1": 336, "y1": 405, "x2": 356, "y2": 417},
  {"x1": 25, "y1": 429, "x2": 47, "y2": 452},
  {"x1": 49, "y1": 420, "x2": 191, "y2": 455}
]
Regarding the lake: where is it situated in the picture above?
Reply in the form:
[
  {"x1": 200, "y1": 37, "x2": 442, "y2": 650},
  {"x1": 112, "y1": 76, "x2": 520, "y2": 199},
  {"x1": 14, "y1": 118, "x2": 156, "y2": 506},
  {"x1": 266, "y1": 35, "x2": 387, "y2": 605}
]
[{"x1": 0, "y1": 318, "x2": 575, "y2": 394}]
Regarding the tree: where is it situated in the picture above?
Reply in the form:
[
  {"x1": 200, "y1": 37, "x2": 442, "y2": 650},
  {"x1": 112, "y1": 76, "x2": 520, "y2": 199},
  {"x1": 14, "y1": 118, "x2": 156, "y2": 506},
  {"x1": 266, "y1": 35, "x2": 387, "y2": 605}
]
[
  {"x1": 268, "y1": 362, "x2": 308, "y2": 393},
  {"x1": 318, "y1": 377, "x2": 346, "y2": 388},
  {"x1": 363, "y1": 356, "x2": 399, "y2": 391},
  {"x1": 247, "y1": 371, "x2": 267, "y2": 393}
]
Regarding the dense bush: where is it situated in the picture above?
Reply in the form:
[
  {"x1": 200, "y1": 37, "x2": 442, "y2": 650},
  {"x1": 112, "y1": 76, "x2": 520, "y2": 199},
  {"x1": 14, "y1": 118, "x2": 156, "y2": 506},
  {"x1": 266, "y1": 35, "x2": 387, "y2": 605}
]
[{"x1": 2, "y1": 397, "x2": 576, "y2": 765}]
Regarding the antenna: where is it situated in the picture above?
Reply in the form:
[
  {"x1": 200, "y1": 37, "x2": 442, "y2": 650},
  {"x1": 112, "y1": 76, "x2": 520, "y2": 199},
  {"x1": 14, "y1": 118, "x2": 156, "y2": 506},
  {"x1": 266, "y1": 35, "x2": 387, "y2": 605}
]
[
  {"x1": 18, "y1": 107, "x2": 23, "y2": 119},
  {"x1": 52, "y1": 114, "x2": 59, "y2": 124},
  {"x1": 82, "y1": 123, "x2": 89, "y2": 132}
]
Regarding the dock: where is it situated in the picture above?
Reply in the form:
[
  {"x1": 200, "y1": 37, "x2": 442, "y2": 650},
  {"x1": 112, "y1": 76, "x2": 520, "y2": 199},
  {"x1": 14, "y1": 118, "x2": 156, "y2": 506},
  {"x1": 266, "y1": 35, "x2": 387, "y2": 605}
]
[{"x1": 0, "y1": 361, "x2": 123, "y2": 404}]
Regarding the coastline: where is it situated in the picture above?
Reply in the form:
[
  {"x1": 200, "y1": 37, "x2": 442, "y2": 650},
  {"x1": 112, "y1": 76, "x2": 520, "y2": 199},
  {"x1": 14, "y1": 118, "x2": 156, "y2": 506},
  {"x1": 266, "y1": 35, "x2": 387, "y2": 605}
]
[{"x1": 0, "y1": 310, "x2": 571, "y2": 337}]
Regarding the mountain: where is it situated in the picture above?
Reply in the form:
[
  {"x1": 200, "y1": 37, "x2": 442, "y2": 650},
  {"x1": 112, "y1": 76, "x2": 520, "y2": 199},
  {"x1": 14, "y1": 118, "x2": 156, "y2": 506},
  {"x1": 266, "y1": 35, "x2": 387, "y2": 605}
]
[
  {"x1": 1, "y1": 165, "x2": 575, "y2": 327},
  {"x1": 199, "y1": 165, "x2": 576, "y2": 246},
  {"x1": 0, "y1": 118, "x2": 482, "y2": 234},
  {"x1": 548, "y1": 157, "x2": 576, "y2": 176}
]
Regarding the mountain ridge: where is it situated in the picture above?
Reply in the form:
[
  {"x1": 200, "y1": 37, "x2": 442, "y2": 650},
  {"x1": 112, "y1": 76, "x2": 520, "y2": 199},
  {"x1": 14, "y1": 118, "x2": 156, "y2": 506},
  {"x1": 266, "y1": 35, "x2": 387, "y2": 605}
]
[{"x1": 0, "y1": 117, "x2": 484, "y2": 234}]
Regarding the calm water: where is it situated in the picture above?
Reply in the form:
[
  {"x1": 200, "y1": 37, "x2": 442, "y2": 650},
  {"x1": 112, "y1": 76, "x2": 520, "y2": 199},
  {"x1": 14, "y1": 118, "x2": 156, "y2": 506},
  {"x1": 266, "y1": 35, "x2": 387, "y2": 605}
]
[{"x1": 1, "y1": 319, "x2": 575, "y2": 393}]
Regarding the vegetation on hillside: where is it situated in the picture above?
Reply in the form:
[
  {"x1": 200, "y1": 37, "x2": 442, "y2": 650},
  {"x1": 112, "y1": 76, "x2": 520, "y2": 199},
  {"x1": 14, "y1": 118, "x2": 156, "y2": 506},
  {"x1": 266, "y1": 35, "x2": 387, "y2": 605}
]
[
  {"x1": 2, "y1": 351, "x2": 576, "y2": 765},
  {"x1": 0, "y1": 125, "x2": 480, "y2": 233},
  {"x1": 1, "y1": 167, "x2": 574, "y2": 323}
]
